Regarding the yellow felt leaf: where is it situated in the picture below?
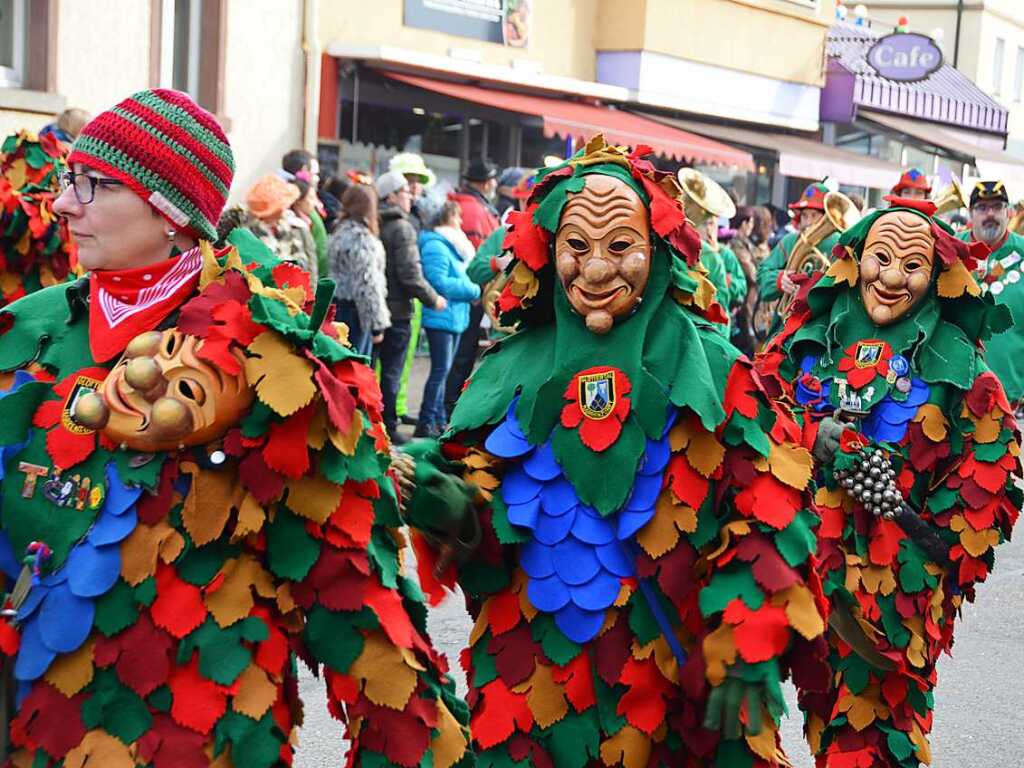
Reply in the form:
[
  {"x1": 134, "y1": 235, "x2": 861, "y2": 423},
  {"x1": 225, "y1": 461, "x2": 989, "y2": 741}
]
[
  {"x1": 431, "y1": 700, "x2": 469, "y2": 768},
  {"x1": 285, "y1": 474, "x2": 341, "y2": 524},
  {"x1": 244, "y1": 331, "x2": 316, "y2": 417},
  {"x1": 637, "y1": 491, "x2": 697, "y2": 559},
  {"x1": 767, "y1": 440, "x2": 813, "y2": 490},
  {"x1": 349, "y1": 633, "x2": 418, "y2": 710},
  {"x1": 307, "y1": 404, "x2": 328, "y2": 450},
  {"x1": 206, "y1": 555, "x2": 276, "y2": 628},
  {"x1": 745, "y1": 720, "x2": 784, "y2": 762},
  {"x1": 937, "y1": 259, "x2": 981, "y2": 298},
  {"x1": 328, "y1": 412, "x2": 363, "y2": 456},
  {"x1": 902, "y1": 615, "x2": 927, "y2": 668},
  {"x1": 599, "y1": 724, "x2": 651, "y2": 768},
  {"x1": 7, "y1": 159, "x2": 25, "y2": 191},
  {"x1": 160, "y1": 529, "x2": 185, "y2": 564},
  {"x1": 686, "y1": 429, "x2": 725, "y2": 478},
  {"x1": 805, "y1": 712, "x2": 826, "y2": 756},
  {"x1": 233, "y1": 664, "x2": 278, "y2": 719},
  {"x1": 469, "y1": 602, "x2": 490, "y2": 647},
  {"x1": 705, "y1": 520, "x2": 752, "y2": 563},
  {"x1": 45, "y1": 639, "x2": 94, "y2": 696},
  {"x1": 825, "y1": 253, "x2": 859, "y2": 287},
  {"x1": 181, "y1": 462, "x2": 238, "y2": 546},
  {"x1": 198, "y1": 240, "x2": 223, "y2": 289},
  {"x1": 815, "y1": 485, "x2": 848, "y2": 509},
  {"x1": 702, "y1": 623, "x2": 737, "y2": 685},
  {"x1": 121, "y1": 521, "x2": 178, "y2": 585},
  {"x1": 234, "y1": 492, "x2": 266, "y2": 538},
  {"x1": 650, "y1": 635, "x2": 681, "y2": 684},
  {"x1": 909, "y1": 721, "x2": 932, "y2": 763},
  {"x1": 773, "y1": 584, "x2": 825, "y2": 641},
  {"x1": 950, "y1": 514, "x2": 1001, "y2": 557},
  {"x1": 63, "y1": 730, "x2": 136, "y2": 768},
  {"x1": 276, "y1": 583, "x2": 297, "y2": 616},
  {"x1": 514, "y1": 663, "x2": 568, "y2": 729},
  {"x1": 859, "y1": 564, "x2": 897, "y2": 596},
  {"x1": 913, "y1": 404, "x2": 948, "y2": 443},
  {"x1": 838, "y1": 685, "x2": 889, "y2": 732},
  {"x1": 668, "y1": 421, "x2": 691, "y2": 452}
]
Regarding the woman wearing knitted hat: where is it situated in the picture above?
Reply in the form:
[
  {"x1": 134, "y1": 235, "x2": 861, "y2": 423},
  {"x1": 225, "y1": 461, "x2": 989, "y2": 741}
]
[{"x1": 0, "y1": 90, "x2": 470, "y2": 767}]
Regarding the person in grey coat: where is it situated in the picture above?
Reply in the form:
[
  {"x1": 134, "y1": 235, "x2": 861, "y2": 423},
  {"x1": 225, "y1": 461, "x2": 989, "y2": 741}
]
[
  {"x1": 376, "y1": 170, "x2": 445, "y2": 443},
  {"x1": 327, "y1": 183, "x2": 390, "y2": 358}
]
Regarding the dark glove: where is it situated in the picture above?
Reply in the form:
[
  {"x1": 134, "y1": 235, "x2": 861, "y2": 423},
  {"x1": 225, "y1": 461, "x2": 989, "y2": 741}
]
[
  {"x1": 813, "y1": 415, "x2": 853, "y2": 464},
  {"x1": 704, "y1": 677, "x2": 767, "y2": 740}
]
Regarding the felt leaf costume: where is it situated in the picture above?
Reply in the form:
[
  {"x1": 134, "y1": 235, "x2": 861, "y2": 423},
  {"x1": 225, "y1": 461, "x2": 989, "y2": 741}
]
[
  {"x1": 757, "y1": 202, "x2": 1022, "y2": 768},
  {"x1": 404, "y1": 137, "x2": 828, "y2": 767},
  {"x1": 0, "y1": 232, "x2": 470, "y2": 767},
  {"x1": 0, "y1": 131, "x2": 77, "y2": 306}
]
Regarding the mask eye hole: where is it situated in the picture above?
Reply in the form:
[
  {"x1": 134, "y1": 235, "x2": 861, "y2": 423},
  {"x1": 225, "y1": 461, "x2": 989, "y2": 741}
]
[
  {"x1": 163, "y1": 334, "x2": 178, "y2": 357},
  {"x1": 175, "y1": 378, "x2": 206, "y2": 405},
  {"x1": 874, "y1": 251, "x2": 891, "y2": 267},
  {"x1": 608, "y1": 239, "x2": 631, "y2": 254},
  {"x1": 567, "y1": 237, "x2": 588, "y2": 253}
]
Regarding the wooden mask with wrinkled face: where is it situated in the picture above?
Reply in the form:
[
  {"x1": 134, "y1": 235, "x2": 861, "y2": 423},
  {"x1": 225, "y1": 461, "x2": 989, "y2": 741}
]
[
  {"x1": 858, "y1": 211, "x2": 935, "y2": 326},
  {"x1": 554, "y1": 175, "x2": 652, "y2": 334}
]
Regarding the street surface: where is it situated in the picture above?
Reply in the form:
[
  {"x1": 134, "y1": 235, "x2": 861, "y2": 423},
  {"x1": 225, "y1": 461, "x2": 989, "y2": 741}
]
[{"x1": 294, "y1": 357, "x2": 1024, "y2": 767}]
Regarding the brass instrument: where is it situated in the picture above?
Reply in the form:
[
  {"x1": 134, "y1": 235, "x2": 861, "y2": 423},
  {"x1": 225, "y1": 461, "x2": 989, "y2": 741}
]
[
  {"x1": 482, "y1": 265, "x2": 517, "y2": 335},
  {"x1": 933, "y1": 177, "x2": 967, "y2": 216},
  {"x1": 1009, "y1": 202, "x2": 1024, "y2": 234},
  {"x1": 677, "y1": 168, "x2": 736, "y2": 226}
]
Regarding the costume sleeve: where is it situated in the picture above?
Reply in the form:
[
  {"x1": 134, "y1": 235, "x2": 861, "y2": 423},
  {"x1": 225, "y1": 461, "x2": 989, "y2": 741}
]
[
  {"x1": 467, "y1": 227, "x2": 507, "y2": 286},
  {"x1": 757, "y1": 237, "x2": 788, "y2": 304},
  {"x1": 353, "y1": 236, "x2": 391, "y2": 334},
  {"x1": 724, "y1": 247, "x2": 747, "y2": 309}
]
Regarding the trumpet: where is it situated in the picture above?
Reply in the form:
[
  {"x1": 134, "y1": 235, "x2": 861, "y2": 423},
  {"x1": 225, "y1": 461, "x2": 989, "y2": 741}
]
[
  {"x1": 677, "y1": 168, "x2": 736, "y2": 227},
  {"x1": 933, "y1": 178, "x2": 967, "y2": 216},
  {"x1": 1009, "y1": 202, "x2": 1024, "y2": 235}
]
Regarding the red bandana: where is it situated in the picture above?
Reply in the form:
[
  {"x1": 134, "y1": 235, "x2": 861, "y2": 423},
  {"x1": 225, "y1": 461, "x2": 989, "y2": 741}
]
[{"x1": 88, "y1": 247, "x2": 203, "y2": 362}]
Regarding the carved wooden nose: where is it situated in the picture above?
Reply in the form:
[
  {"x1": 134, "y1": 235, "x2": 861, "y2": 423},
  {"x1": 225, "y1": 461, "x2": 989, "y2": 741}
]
[{"x1": 582, "y1": 256, "x2": 613, "y2": 283}]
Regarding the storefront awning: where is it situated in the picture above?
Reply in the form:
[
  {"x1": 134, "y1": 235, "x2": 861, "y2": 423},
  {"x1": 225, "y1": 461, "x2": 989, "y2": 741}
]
[
  {"x1": 379, "y1": 70, "x2": 754, "y2": 169},
  {"x1": 649, "y1": 115, "x2": 905, "y2": 190}
]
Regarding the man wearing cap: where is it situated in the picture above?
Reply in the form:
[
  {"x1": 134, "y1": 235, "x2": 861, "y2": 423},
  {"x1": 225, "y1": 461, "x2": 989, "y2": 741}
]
[
  {"x1": 890, "y1": 167, "x2": 931, "y2": 202},
  {"x1": 755, "y1": 183, "x2": 839, "y2": 340},
  {"x1": 377, "y1": 169, "x2": 445, "y2": 443},
  {"x1": 957, "y1": 180, "x2": 1024, "y2": 405},
  {"x1": 389, "y1": 151, "x2": 436, "y2": 232},
  {"x1": 445, "y1": 159, "x2": 501, "y2": 415}
]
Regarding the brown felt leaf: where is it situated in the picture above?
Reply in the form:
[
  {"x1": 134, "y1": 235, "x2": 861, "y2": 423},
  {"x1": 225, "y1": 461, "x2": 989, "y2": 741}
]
[
  {"x1": 232, "y1": 664, "x2": 278, "y2": 719},
  {"x1": 180, "y1": 462, "x2": 239, "y2": 547},
  {"x1": 44, "y1": 639, "x2": 94, "y2": 696},
  {"x1": 206, "y1": 555, "x2": 276, "y2": 628},
  {"x1": 702, "y1": 623, "x2": 737, "y2": 686},
  {"x1": 937, "y1": 259, "x2": 980, "y2": 298},
  {"x1": 307, "y1": 402, "x2": 328, "y2": 450},
  {"x1": 837, "y1": 684, "x2": 889, "y2": 732},
  {"x1": 285, "y1": 474, "x2": 341, "y2": 524},
  {"x1": 825, "y1": 255, "x2": 859, "y2": 287},
  {"x1": 745, "y1": 721, "x2": 784, "y2": 763},
  {"x1": 950, "y1": 514, "x2": 1000, "y2": 557},
  {"x1": 328, "y1": 414, "x2": 362, "y2": 456},
  {"x1": 767, "y1": 441, "x2": 813, "y2": 490},
  {"x1": 913, "y1": 404, "x2": 948, "y2": 443},
  {"x1": 121, "y1": 521, "x2": 179, "y2": 586},
  {"x1": 234, "y1": 492, "x2": 266, "y2": 539},
  {"x1": 63, "y1": 730, "x2": 136, "y2": 768},
  {"x1": 814, "y1": 486, "x2": 847, "y2": 509},
  {"x1": 513, "y1": 662, "x2": 568, "y2": 729},
  {"x1": 902, "y1": 615, "x2": 927, "y2": 668},
  {"x1": 349, "y1": 632, "x2": 418, "y2": 710},
  {"x1": 686, "y1": 429, "x2": 725, "y2": 478},
  {"x1": 431, "y1": 700, "x2": 468, "y2": 768},
  {"x1": 599, "y1": 724, "x2": 651, "y2": 768},
  {"x1": 771, "y1": 585, "x2": 824, "y2": 641},
  {"x1": 244, "y1": 331, "x2": 316, "y2": 417},
  {"x1": 637, "y1": 491, "x2": 697, "y2": 559}
]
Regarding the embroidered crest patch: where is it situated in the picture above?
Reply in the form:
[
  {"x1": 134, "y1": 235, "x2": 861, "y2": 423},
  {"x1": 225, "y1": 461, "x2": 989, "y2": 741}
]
[
  {"x1": 578, "y1": 370, "x2": 615, "y2": 420},
  {"x1": 854, "y1": 341, "x2": 884, "y2": 368},
  {"x1": 61, "y1": 375, "x2": 104, "y2": 435}
]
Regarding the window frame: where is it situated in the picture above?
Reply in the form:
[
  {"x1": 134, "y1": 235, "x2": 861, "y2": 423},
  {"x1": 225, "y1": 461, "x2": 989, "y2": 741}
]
[
  {"x1": 0, "y1": 0, "x2": 27, "y2": 89},
  {"x1": 993, "y1": 36, "x2": 1005, "y2": 95},
  {"x1": 149, "y1": 0, "x2": 226, "y2": 121}
]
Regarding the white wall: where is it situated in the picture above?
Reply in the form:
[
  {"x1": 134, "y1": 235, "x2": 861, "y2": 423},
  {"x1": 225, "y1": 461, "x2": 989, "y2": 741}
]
[{"x1": 221, "y1": 0, "x2": 305, "y2": 204}]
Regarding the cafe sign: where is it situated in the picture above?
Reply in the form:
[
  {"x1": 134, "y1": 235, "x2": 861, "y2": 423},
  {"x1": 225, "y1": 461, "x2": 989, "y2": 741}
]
[{"x1": 867, "y1": 33, "x2": 943, "y2": 82}]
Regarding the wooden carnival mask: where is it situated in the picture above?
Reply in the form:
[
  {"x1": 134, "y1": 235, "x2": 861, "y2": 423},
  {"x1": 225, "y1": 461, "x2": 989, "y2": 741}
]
[
  {"x1": 858, "y1": 210, "x2": 936, "y2": 326},
  {"x1": 72, "y1": 329, "x2": 254, "y2": 452},
  {"x1": 554, "y1": 174, "x2": 652, "y2": 334}
]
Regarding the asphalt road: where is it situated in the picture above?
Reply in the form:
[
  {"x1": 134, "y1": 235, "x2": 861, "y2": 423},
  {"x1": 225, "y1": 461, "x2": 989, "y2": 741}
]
[{"x1": 293, "y1": 357, "x2": 1024, "y2": 767}]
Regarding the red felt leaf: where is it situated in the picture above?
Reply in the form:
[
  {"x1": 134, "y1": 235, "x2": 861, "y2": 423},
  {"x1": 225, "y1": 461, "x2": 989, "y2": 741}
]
[
  {"x1": 734, "y1": 473, "x2": 800, "y2": 529},
  {"x1": 326, "y1": 669, "x2": 360, "y2": 704},
  {"x1": 301, "y1": 548, "x2": 368, "y2": 611},
  {"x1": 169, "y1": 656, "x2": 228, "y2": 734},
  {"x1": 639, "y1": 175, "x2": 685, "y2": 239},
  {"x1": 310, "y1": 355, "x2": 357, "y2": 433},
  {"x1": 734, "y1": 535, "x2": 800, "y2": 593},
  {"x1": 151, "y1": 563, "x2": 208, "y2": 639},
  {"x1": 138, "y1": 461, "x2": 179, "y2": 525},
  {"x1": 552, "y1": 653, "x2": 596, "y2": 712},
  {"x1": 490, "y1": 623, "x2": 540, "y2": 686},
  {"x1": 356, "y1": 699, "x2": 434, "y2": 767},
  {"x1": 239, "y1": 449, "x2": 285, "y2": 504},
  {"x1": 868, "y1": 518, "x2": 905, "y2": 567},
  {"x1": 262, "y1": 403, "x2": 315, "y2": 478},
  {"x1": 44, "y1": 427, "x2": 96, "y2": 470},
  {"x1": 328, "y1": 487, "x2": 374, "y2": 548},
  {"x1": 363, "y1": 580, "x2": 416, "y2": 649},
  {"x1": 410, "y1": 530, "x2": 454, "y2": 605},
  {"x1": 12, "y1": 682, "x2": 85, "y2": 759},
  {"x1": 723, "y1": 364, "x2": 760, "y2": 420},
  {"x1": 616, "y1": 656, "x2": 673, "y2": 734},
  {"x1": 272, "y1": 262, "x2": 313, "y2": 302},
  {"x1": 964, "y1": 371, "x2": 1012, "y2": 418},
  {"x1": 335, "y1": 358, "x2": 384, "y2": 420},
  {"x1": 667, "y1": 454, "x2": 710, "y2": 510},
  {"x1": 137, "y1": 712, "x2": 211, "y2": 768},
  {"x1": 487, "y1": 588, "x2": 522, "y2": 637},
  {"x1": 471, "y1": 679, "x2": 534, "y2": 750},
  {"x1": 723, "y1": 599, "x2": 790, "y2": 663},
  {"x1": 504, "y1": 204, "x2": 549, "y2": 271},
  {"x1": 30, "y1": 398, "x2": 62, "y2": 429},
  {"x1": 818, "y1": 503, "x2": 846, "y2": 540},
  {"x1": 94, "y1": 612, "x2": 174, "y2": 696},
  {"x1": 195, "y1": 301, "x2": 262, "y2": 374},
  {"x1": 254, "y1": 609, "x2": 290, "y2": 676},
  {"x1": 578, "y1": 415, "x2": 624, "y2": 453},
  {"x1": 0, "y1": 618, "x2": 18, "y2": 655}
]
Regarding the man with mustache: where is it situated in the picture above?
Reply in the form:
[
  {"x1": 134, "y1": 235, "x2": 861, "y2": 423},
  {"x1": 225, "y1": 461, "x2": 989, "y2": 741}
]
[{"x1": 956, "y1": 180, "x2": 1024, "y2": 407}]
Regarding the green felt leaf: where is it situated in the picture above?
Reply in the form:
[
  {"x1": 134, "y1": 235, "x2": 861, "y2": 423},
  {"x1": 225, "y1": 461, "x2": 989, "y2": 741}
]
[
  {"x1": 530, "y1": 613, "x2": 581, "y2": 666},
  {"x1": 93, "y1": 580, "x2": 139, "y2": 636},
  {"x1": 470, "y1": 637, "x2": 498, "y2": 688},
  {"x1": 113, "y1": 450, "x2": 165, "y2": 491},
  {"x1": 627, "y1": 590, "x2": 661, "y2": 645},
  {"x1": 240, "y1": 399, "x2": 274, "y2": 439},
  {"x1": 248, "y1": 293, "x2": 315, "y2": 347},
  {"x1": 237, "y1": 616, "x2": 270, "y2": 643},
  {"x1": 974, "y1": 439, "x2": 1010, "y2": 463},
  {"x1": 372, "y1": 481, "x2": 402, "y2": 529},
  {"x1": 213, "y1": 705, "x2": 258, "y2": 756},
  {"x1": 367, "y1": 527, "x2": 399, "y2": 589},
  {"x1": 81, "y1": 669, "x2": 152, "y2": 744},
  {"x1": 689, "y1": 496, "x2": 720, "y2": 550},
  {"x1": 552, "y1": 418, "x2": 646, "y2": 515},
  {"x1": 477, "y1": 752, "x2": 532, "y2": 768},
  {"x1": 227, "y1": 712, "x2": 283, "y2": 768},
  {"x1": 347, "y1": 430, "x2": 388, "y2": 483},
  {"x1": 837, "y1": 652, "x2": 871, "y2": 695},
  {"x1": 699, "y1": 567, "x2": 765, "y2": 617},
  {"x1": 897, "y1": 539, "x2": 936, "y2": 593},
  {"x1": 397, "y1": 574, "x2": 429, "y2": 631},
  {"x1": 490, "y1": 495, "x2": 530, "y2": 545},
  {"x1": 884, "y1": 726, "x2": 916, "y2": 762},
  {"x1": 183, "y1": 619, "x2": 252, "y2": 685},
  {"x1": 877, "y1": 595, "x2": 911, "y2": 649},
  {"x1": 593, "y1": 675, "x2": 627, "y2": 733},
  {"x1": 133, "y1": 576, "x2": 156, "y2": 606},
  {"x1": 176, "y1": 539, "x2": 238, "y2": 585},
  {"x1": 319, "y1": 443, "x2": 351, "y2": 486},
  {"x1": 544, "y1": 710, "x2": 600, "y2": 768},
  {"x1": 926, "y1": 485, "x2": 957, "y2": 514},
  {"x1": 715, "y1": 740, "x2": 755, "y2": 768},
  {"x1": 304, "y1": 606, "x2": 373, "y2": 673},
  {"x1": 265, "y1": 508, "x2": 320, "y2": 581},
  {"x1": 774, "y1": 508, "x2": 818, "y2": 567},
  {"x1": 721, "y1": 412, "x2": 771, "y2": 457},
  {"x1": 459, "y1": 560, "x2": 511, "y2": 601},
  {"x1": 147, "y1": 685, "x2": 172, "y2": 712},
  {"x1": 533, "y1": 174, "x2": 585, "y2": 232}
]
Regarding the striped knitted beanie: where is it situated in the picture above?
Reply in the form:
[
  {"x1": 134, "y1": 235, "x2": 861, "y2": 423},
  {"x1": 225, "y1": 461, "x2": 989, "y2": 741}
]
[{"x1": 68, "y1": 89, "x2": 233, "y2": 241}]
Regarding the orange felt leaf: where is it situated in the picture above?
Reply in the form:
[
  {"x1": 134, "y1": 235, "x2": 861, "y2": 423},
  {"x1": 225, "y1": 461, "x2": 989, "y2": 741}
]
[
  {"x1": 723, "y1": 600, "x2": 790, "y2": 663},
  {"x1": 63, "y1": 729, "x2": 136, "y2": 768},
  {"x1": 825, "y1": 255, "x2": 859, "y2": 287},
  {"x1": 232, "y1": 664, "x2": 278, "y2": 719},
  {"x1": 431, "y1": 699, "x2": 469, "y2": 768},
  {"x1": 121, "y1": 521, "x2": 181, "y2": 586},
  {"x1": 513, "y1": 662, "x2": 568, "y2": 729},
  {"x1": 349, "y1": 632, "x2": 418, "y2": 710},
  {"x1": 244, "y1": 331, "x2": 316, "y2": 417},
  {"x1": 285, "y1": 474, "x2": 342, "y2": 524},
  {"x1": 44, "y1": 639, "x2": 94, "y2": 697},
  {"x1": 205, "y1": 555, "x2": 275, "y2": 628}
]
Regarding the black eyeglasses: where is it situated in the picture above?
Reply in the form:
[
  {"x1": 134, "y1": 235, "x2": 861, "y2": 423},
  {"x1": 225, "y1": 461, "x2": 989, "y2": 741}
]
[{"x1": 59, "y1": 171, "x2": 124, "y2": 204}]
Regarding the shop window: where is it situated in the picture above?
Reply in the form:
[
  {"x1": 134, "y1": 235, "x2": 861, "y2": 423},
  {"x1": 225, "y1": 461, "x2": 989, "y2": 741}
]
[
  {"x1": 993, "y1": 37, "x2": 1005, "y2": 95},
  {"x1": 1015, "y1": 47, "x2": 1024, "y2": 102},
  {"x1": 0, "y1": 0, "x2": 25, "y2": 88},
  {"x1": 152, "y1": 0, "x2": 225, "y2": 116}
]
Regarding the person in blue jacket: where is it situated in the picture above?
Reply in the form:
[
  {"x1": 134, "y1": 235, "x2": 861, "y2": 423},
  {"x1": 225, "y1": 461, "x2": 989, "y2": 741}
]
[{"x1": 416, "y1": 200, "x2": 482, "y2": 436}]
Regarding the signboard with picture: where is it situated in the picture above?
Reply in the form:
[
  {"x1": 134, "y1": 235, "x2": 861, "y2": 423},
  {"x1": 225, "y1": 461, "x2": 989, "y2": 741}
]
[{"x1": 404, "y1": 0, "x2": 530, "y2": 48}]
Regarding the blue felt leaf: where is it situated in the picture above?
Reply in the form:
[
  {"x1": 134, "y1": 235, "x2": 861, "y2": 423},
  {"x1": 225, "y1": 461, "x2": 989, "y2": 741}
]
[
  {"x1": 527, "y1": 572, "x2": 571, "y2": 612},
  {"x1": 534, "y1": 507, "x2": 577, "y2": 545},
  {"x1": 569, "y1": 571, "x2": 622, "y2": 611},
  {"x1": 38, "y1": 585, "x2": 94, "y2": 653},
  {"x1": 540, "y1": 478, "x2": 578, "y2": 516},
  {"x1": 570, "y1": 507, "x2": 615, "y2": 545},
  {"x1": 89, "y1": 506, "x2": 138, "y2": 546},
  {"x1": 65, "y1": 542, "x2": 120, "y2": 598},
  {"x1": 501, "y1": 466, "x2": 542, "y2": 505},
  {"x1": 596, "y1": 540, "x2": 634, "y2": 578},
  {"x1": 504, "y1": 397, "x2": 526, "y2": 437},
  {"x1": 553, "y1": 537, "x2": 601, "y2": 585},
  {"x1": 103, "y1": 462, "x2": 143, "y2": 518},
  {"x1": 616, "y1": 507, "x2": 657, "y2": 540},
  {"x1": 523, "y1": 442, "x2": 561, "y2": 481},
  {"x1": 639, "y1": 436, "x2": 670, "y2": 476},
  {"x1": 485, "y1": 420, "x2": 532, "y2": 458},
  {"x1": 520, "y1": 540, "x2": 556, "y2": 578},
  {"x1": 507, "y1": 497, "x2": 541, "y2": 529},
  {"x1": 15, "y1": 584, "x2": 46, "y2": 622},
  {"x1": 13, "y1": 619, "x2": 56, "y2": 682},
  {"x1": 554, "y1": 602, "x2": 606, "y2": 644},
  {"x1": 625, "y1": 472, "x2": 661, "y2": 512}
]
